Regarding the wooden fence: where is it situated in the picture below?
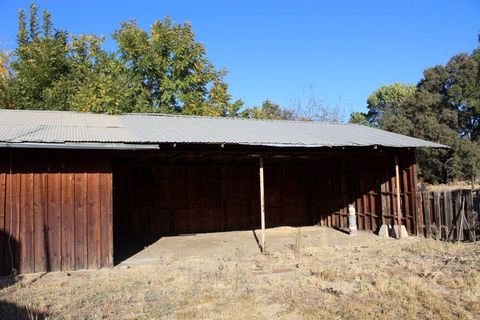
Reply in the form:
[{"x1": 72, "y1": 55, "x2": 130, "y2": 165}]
[{"x1": 417, "y1": 189, "x2": 479, "y2": 241}]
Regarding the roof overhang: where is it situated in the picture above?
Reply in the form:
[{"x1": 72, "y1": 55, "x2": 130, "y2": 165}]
[{"x1": 0, "y1": 142, "x2": 160, "y2": 150}]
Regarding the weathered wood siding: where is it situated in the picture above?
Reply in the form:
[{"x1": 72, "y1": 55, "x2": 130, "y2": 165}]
[
  {"x1": 114, "y1": 164, "x2": 260, "y2": 241},
  {"x1": 265, "y1": 150, "x2": 417, "y2": 233},
  {"x1": 114, "y1": 150, "x2": 418, "y2": 243},
  {"x1": 417, "y1": 189, "x2": 479, "y2": 241},
  {"x1": 0, "y1": 149, "x2": 112, "y2": 276},
  {"x1": 1, "y1": 147, "x2": 417, "y2": 274}
]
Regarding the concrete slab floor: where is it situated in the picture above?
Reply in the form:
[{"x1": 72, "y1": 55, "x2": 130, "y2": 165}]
[{"x1": 117, "y1": 226, "x2": 395, "y2": 267}]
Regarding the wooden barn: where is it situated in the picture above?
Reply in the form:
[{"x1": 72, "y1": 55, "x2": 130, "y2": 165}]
[{"x1": 0, "y1": 109, "x2": 445, "y2": 275}]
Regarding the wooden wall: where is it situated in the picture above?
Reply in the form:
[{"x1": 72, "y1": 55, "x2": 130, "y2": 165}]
[
  {"x1": 114, "y1": 149, "x2": 418, "y2": 247},
  {"x1": 265, "y1": 150, "x2": 417, "y2": 233},
  {"x1": 417, "y1": 189, "x2": 478, "y2": 241},
  {"x1": 0, "y1": 149, "x2": 113, "y2": 276},
  {"x1": 114, "y1": 163, "x2": 260, "y2": 242},
  {"x1": 0, "y1": 147, "x2": 417, "y2": 275}
]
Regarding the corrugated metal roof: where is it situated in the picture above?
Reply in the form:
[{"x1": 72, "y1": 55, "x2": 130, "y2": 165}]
[
  {"x1": 0, "y1": 109, "x2": 447, "y2": 148},
  {"x1": 0, "y1": 109, "x2": 135, "y2": 143}
]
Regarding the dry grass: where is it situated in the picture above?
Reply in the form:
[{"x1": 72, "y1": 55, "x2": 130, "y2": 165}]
[
  {"x1": 424, "y1": 181, "x2": 479, "y2": 192},
  {"x1": 0, "y1": 231, "x2": 479, "y2": 319}
]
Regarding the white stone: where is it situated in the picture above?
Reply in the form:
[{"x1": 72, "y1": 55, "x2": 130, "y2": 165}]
[
  {"x1": 393, "y1": 225, "x2": 409, "y2": 239},
  {"x1": 378, "y1": 224, "x2": 390, "y2": 238}
]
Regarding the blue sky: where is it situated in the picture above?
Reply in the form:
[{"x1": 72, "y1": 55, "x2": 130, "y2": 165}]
[{"x1": 0, "y1": 1, "x2": 479, "y2": 116}]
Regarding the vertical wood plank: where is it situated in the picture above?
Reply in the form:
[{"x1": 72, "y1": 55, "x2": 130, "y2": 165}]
[
  {"x1": 74, "y1": 172, "x2": 87, "y2": 270},
  {"x1": 388, "y1": 168, "x2": 395, "y2": 225},
  {"x1": 47, "y1": 171, "x2": 62, "y2": 271},
  {"x1": 33, "y1": 172, "x2": 47, "y2": 272},
  {"x1": 464, "y1": 190, "x2": 474, "y2": 241},
  {"x1": 259, "y1": 157, "x2": 265, "y2": 252},
  {"x1": 380, "y1": 181, "x2": 386, "y2": 225},
  {"x1": 87, "y1": 172, "x2": 101, "y2": 269},
  {"x1": 416, "y1": 192, "x2": 423, "y2": 237},
  {"x1": 61, "y1": 172, "x2": 75, "y2": 271},
  {"x1": 0, "y1": 168, "x2": 6, "y2": 275},
  {"x1": 444, "y1": 191, "x2": 453, "y2": 240},
  {"x1": 453, "y1": 191, "x2": 461, "y2": 241},
  {"x1": 434, "y1": 192, "x2": 441, "y2": 239},
  {"x1": 14, "y1": 170, "x2": 21, "y2": 272},
  {"x1": 423, "y1": 191, "x2": 431, "y2": 238},
  {"x1": 20, "y1": 172, "x2": 34, "y2": 274},
  {"x1": 394, "y1": 155, "x2": 402, "y2": 226},
  {"x1": 369, "y1": 189, "x2": 376, "y2": 231},
  {"x1": 410, "y1": 163, "x2": 420, "y2": 235},
  {"x1": 3, "y1": 157, "x2": 17, "y2": 275},
  {"x1": 402, "y1": 165, "x2": 412, "y2": 232},
  {"x1": 100, "y1": 170, "x2": 113, "y2": 267}
]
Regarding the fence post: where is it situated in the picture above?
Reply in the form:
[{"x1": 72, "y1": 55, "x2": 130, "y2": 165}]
[
  {"x1": 416, "y1": 191, "x2": 423, "y2": 236},
  {"x1": 454, "y1": 191, "x2": 462, "y2": 241},
  {"x1": 444, "y1": 191, "x2": 453, "y2": 240},
  {"x1": 422, "y1": 191, "x2": 431, "y2": 238},
  {"x1": 434, "y1": 192, "x2": 441, "y2": 239},
  {"x1": 464, "y1": 190, "x2": 474, "y2": 241}
]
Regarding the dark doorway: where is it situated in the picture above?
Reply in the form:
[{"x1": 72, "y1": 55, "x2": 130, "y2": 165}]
[{"x1": 112, "y1": 159, "x2": 262, "y2": 264}]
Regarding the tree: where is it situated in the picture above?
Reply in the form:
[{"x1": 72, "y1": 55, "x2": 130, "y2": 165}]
[
  {"x1": 365, "y1": 83, "x2": 416, "y2": 133},
  {"x1": 206, "y1": 71, "x2": 243, "y2": 117},
  {"x1": 413, "y1": 50, "x2": 480, "y2": 184},
  {"x1": 6, "y1": 4, "x2": 70, "y2": 110},
  {"x1": 355, "y1": 42, "x2": 480, "y2": 184},
  {"x1": 113, "y1": 18, "x2": 242, "y2": 115},
  {"x1": 348, "y1": 112, "x2": 369, "y2": 125},
  {"x1": 241, "y1": 100, "x2": 295, "y2": 120},
  {"x1": 2, "y1": 3, "x2": 241, "y2": 115},
  {"x1": 0, "y1": 50, "x2": 11, "y2": 107},
  {"x1": 43, "y1": 34, "x2": 147, "y2": 114},
  {"x1": 0, "y1": 50, "x2": 9, "y2": 84}
]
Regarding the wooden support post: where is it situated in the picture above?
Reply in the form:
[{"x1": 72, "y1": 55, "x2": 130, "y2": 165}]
[
  {"x1": 395, "y1": 155, "x2": 402, "y2": 226},
  {"x1": 259, "y1": 156, "x2": 266, "y2": 252},
  {"x1": 423, "y1": 191, "x2": 431, "y2": 237}
]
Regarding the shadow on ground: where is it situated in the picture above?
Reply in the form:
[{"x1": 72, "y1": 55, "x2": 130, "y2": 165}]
[
  {"x1": 0, "y1": 300, "x2": 49, "y2": 320},
  {"x1": 0, "y1": 276, "x2": 17, "y2": 290}
]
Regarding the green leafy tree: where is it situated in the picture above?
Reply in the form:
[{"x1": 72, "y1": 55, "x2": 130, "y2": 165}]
[
  {"x1": 348, "y1": 112, "x2": 369, "y2": 125},
  {"x1": 207, "y1": 71, "x2": 243, "y2": 117},
  {"x1": 43, "y1": 34, "x2": 148, "y2": 114},
  {"x1": 357, "y1": 43, "x2": 480, "y2": 184},
  {"x1": 0, "y1": 51, "x2": 9, "y2": 90},
  {"x1": 3, "y1": 4, "x2": 241, "y2": 115},
  {"x1": 365, "y1": 83, "x2": 416, "y2": 134},
  {"x1": 113, "y1": 18, "x2": 241, "y2": 115},
  {"x1": 241, "y1": 100, "x2": 295, "y2": 120},
  {"x1": 414, "y1": 50, "x2": 480, "y2": 183},
  {"x1": 6, "y1": 3, "x2": 70, "y2": 110}
]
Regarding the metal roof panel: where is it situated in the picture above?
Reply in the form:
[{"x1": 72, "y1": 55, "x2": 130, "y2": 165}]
[{"x1": 0, "y1": 109, "x2": 447, "y2": 148}]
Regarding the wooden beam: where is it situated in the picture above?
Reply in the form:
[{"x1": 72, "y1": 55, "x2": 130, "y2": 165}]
[
  {"x1": 395, "y1": 155, "x2": 402, "y2": 225},
  {"x1": 259, "y1": 156, "x2": 266, "y2": 252}
]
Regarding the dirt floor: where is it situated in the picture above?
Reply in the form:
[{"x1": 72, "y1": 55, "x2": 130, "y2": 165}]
[
  {"x1": 118, "y1": 226, "x2": 373, "y2": 267},
  {"x1": 0, "y1": 226, "x2": 479, "y2": 320}
]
